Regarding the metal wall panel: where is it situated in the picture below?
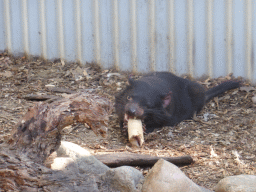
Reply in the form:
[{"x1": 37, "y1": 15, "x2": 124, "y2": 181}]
[
  {"x1": 45, "y1": 0, "x2": 58, "y2": 60},
  {"x1": 0, "y1": 0, "x2": 256, "y2": 81},
  {"x1": 0, "y1": 0, "x2": 5, "y2": 51},
  {"x1": 28, "y1": 0, "x2": 40, "y2": 56}
]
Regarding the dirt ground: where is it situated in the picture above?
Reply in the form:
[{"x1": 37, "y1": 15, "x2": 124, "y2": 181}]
[{"x1": 0, "y1": 53, "x2": 255, "y2": 190}]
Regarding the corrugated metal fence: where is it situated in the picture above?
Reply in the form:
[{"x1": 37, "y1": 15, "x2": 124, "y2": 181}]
[{"x1": 0, "y1": 0, "x2": 256, "y2": 82}]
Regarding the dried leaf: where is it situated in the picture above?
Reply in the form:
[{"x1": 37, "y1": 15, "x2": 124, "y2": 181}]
[
  {"x1": 0, "y1": 71, "x2": 12, "y2": 77},
  {"x1": 61, "y1": 59, "x2": 65, "y2": 66}
]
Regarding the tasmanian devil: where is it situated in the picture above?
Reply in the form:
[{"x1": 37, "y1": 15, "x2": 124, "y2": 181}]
[{"x1": 115, "y1": 72, "x2": 240, "y2": 133}]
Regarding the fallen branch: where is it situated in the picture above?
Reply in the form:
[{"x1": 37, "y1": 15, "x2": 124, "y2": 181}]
[
  {"x1": 94, "y1": 153, "x2": 193, "y2": 167},
  {"x1": 47, "y1": 87, "x2": 75, "y2": 94},
  {"x1": 23, "y1": 94, "x2": 60, "y2": 101}
]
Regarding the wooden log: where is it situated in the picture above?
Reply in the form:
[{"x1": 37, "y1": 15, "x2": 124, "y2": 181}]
[
  {"x1": 94, "y1": 153, "x2": 193, "y2": 167},
  {"x1": 11, "y1": 92, "x2": 113, "y2": 164},
  {"x1": 1, "y1": 92, "x2": 113, "y2": 191}
]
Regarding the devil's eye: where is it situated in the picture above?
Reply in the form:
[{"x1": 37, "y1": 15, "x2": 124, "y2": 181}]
[{"x1": 127, "y1": 96, "x2": 132, "y2": 100}]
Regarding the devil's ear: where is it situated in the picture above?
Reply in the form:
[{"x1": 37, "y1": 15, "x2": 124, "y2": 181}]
[
  {"x1": 128, "y1": 76, "x2": 135, "y2": 86},
  {"x1": 162, "y1": 91, "x2": 172, "y2": 108}
]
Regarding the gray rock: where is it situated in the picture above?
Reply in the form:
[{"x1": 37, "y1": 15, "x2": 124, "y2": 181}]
[
  {"x1": 56, "y1": 141, "x2": 109, "y2": 175},
  {"x1": 142, "y1": 159, "x2": 207, "y2": 192},
  {"x1": 48, "y1": 141, "x2": 111, "y2": 192},
  {"x1": 201, "y1": 186, "x2": 214, "y2": 192},
  {"x1": 99, "y1": 166, "x2": 144, "y2": 192},
  {"x1": 215, "y1": 174, "x2": 256, "y2": 192},
  {"x1": 76, "y1": 156, "x2": 109, "y2": 175}
]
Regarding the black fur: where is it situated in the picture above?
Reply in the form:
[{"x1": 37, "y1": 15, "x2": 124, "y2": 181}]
[{"x1": 115, "y1": 72, "x2": 240, "y2": 133}]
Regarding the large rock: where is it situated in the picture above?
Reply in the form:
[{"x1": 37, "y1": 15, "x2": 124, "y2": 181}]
[
  {"x1": 215, "y1": 174, "x2": 256, "y2": 192},
  {"x1": 47, "y1": 141, "x2": 112, "y2": 192},
  {"x1": 100, "y1": 166, "x2": 144, "y2": 192},
  {"x1": 142, "y1": 159, "x2": 212, "y2": 192},
  {"x1": 56, "y1": 141, "x2": 109, "y2": 175}
]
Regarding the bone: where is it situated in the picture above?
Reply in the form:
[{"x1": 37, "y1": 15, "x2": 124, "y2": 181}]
[{"x1": 128, "y1": 119, "x2": 144, "y2": 147}]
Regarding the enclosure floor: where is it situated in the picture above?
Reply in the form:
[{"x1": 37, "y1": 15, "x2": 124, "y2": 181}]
[{"x1": 0, "y1": 54, "x2": 255, "y2": 190}]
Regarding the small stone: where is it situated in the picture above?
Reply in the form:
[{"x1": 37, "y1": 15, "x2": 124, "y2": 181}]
[
  {"x1": 167, "y1": 131, "x2": 174, "y2": 138},
  {"x1": 252, "y1": 96, "x2": 256, "y2": 104}
]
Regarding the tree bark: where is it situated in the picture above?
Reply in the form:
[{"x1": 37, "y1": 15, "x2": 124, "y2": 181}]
[{"x1": 0, "y1": 92, "x2": 113, "y2": 191}]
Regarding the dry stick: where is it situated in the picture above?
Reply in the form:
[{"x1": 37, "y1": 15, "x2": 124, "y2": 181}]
[
  {"x1": 95, "y1": 153, "x2": 193, "y2": 167},
  {"x1": 46, "y1": 87, "x2": 75, "y2": 94},
  {"x1": 24, "y1": 87, "x2": 75, "y2": 102},
  {"x1": 23, "y1": 94, "x2": 60, "y2": 101}
]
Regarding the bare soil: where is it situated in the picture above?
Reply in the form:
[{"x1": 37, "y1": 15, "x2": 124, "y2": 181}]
[{"x1": 0, "y1": 53, "x2": 255, "y2": 190}]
